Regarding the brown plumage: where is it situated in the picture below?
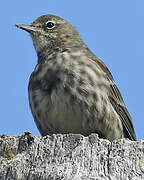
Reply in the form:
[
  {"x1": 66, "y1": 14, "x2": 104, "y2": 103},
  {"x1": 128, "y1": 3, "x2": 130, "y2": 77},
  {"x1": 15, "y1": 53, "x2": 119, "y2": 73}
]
[{"x1": 16, "y1": 14, "x2": 136, "y2": 141}]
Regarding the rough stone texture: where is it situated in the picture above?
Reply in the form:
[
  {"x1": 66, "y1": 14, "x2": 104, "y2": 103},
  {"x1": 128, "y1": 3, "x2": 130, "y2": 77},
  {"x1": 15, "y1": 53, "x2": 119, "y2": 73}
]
[{"x1": 0, "y1": 133, "x2": 144, "y2": 180}]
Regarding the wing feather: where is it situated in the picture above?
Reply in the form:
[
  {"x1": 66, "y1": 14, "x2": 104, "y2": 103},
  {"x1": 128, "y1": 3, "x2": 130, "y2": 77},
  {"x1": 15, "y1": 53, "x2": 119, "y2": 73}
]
[{"x1": 90, "y1": 54, "x2": 136, "y2": 140}]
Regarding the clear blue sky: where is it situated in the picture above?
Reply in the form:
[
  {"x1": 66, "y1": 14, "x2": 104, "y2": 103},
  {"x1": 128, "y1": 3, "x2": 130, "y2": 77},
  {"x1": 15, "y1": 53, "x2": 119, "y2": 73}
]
[{"x1": 0, "y1": 0, "x2": 143, "y2": 140}]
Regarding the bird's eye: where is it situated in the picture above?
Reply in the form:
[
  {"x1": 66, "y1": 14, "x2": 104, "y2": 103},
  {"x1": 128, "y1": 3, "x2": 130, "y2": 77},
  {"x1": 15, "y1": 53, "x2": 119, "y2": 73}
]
[{"x1": 46, "y1": 21, "x2": 55, "y2": 29}]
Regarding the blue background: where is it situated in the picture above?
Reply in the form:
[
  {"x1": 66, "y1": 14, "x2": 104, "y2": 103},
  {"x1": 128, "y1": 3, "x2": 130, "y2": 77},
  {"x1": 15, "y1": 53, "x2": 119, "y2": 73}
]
[{"x1": 0, "y1": 0, "x2": 143, "y2": 140}]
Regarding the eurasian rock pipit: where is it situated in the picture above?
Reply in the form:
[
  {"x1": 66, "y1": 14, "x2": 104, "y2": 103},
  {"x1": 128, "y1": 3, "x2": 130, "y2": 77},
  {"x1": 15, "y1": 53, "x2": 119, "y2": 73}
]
[{"x1": 16, "y1": 14, "x2": 136, "y2": 141}]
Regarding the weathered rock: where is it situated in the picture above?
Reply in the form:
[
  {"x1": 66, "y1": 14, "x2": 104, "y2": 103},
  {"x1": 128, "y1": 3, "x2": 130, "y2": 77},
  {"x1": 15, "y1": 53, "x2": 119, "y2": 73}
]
[{"x1": 0, "y1": 133, "x2": 143, "y2": 180}]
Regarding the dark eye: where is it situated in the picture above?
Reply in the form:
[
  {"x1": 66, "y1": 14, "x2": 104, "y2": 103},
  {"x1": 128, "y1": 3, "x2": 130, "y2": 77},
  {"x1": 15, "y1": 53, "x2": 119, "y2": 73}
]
[{"x1": 46, "y1": 21, "x2": 55, "y2": 29}]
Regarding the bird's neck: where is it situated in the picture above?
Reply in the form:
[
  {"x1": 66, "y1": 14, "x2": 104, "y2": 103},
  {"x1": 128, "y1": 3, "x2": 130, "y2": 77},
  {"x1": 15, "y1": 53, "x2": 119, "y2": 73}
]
[
  {"x1": 37, "y1": 43, "x2": 87, "y2": 64},
  {"x1": 37, "y1": 46, "x2": 60, "y2": 63}
]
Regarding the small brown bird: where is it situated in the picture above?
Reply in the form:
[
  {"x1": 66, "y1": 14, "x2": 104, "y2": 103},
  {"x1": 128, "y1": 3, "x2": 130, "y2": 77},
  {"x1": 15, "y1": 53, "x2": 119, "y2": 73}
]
[{"x1": 16, "y1": 14, "x2": 136, "y2": 141}]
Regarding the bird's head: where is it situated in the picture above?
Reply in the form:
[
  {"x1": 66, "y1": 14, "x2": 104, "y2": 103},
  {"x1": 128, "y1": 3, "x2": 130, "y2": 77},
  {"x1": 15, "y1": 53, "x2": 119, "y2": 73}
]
[{"x1": 16, "y1": 14, "x2": 84, "y2": 54}]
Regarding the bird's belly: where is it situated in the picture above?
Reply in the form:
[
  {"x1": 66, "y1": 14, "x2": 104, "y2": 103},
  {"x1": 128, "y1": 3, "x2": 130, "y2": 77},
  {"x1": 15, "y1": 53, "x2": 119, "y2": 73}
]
[
  {"x1": 29, "y1": 88, "x2": 89, "y2": 135},
  {"x1": 48, "y1": 91, "x2": 85, "y2": 134},
  {"x1": 29, "y1": 85, "x2": 124, "y2": 140}
]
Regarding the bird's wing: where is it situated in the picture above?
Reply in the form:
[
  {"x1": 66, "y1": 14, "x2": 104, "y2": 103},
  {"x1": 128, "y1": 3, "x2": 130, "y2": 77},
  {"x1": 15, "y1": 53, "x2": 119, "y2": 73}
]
[
  {"x1": 91, "y1": 56, "x2": 136, "y2": 141},
  {"x1": 109, "y1": 83, "x2": 136, "y2": 141}
]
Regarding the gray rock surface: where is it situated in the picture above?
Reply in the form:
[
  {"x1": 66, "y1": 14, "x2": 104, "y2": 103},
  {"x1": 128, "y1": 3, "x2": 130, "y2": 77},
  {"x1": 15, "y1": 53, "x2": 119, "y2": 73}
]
[{"x1": 0, "y1": 133, "x2": 144, "y2": 180}]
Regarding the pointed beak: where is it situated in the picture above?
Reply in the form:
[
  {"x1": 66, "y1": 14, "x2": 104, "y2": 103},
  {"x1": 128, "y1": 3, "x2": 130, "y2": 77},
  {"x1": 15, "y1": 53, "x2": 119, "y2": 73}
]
[{"x1": 15, "y1": 24, "x2": 39, "y2": 33}]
